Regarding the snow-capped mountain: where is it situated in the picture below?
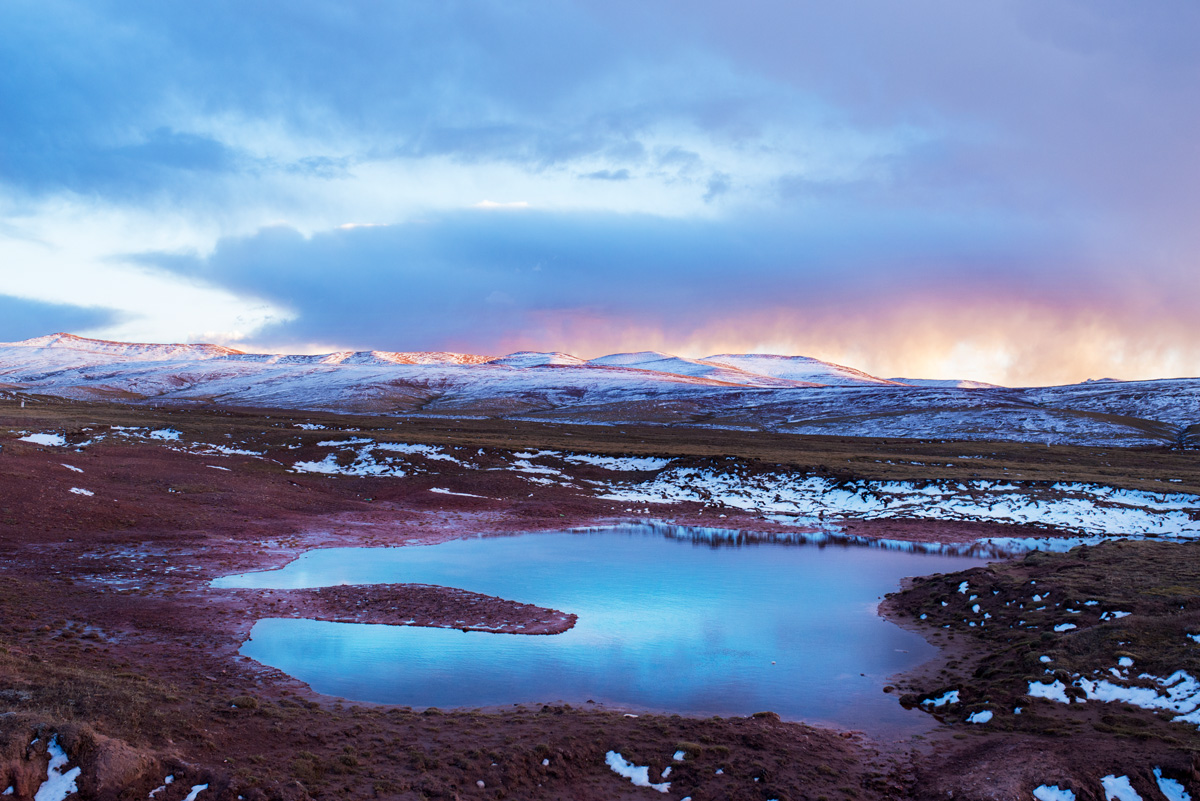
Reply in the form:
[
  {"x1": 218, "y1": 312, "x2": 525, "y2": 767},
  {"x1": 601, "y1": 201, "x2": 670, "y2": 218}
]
[
  {"x1": 487, "y1": 351, "x2": 586, "y2": 368},
  {"x1": 586, "y1": 352, "x2": 821, "y2": 388},
  {"x1": 703, "y1": 353, "x2": 904, "y2": 386},
  {"x1": 1, "y1": 334, "x2": 1196, "y2": 448}
]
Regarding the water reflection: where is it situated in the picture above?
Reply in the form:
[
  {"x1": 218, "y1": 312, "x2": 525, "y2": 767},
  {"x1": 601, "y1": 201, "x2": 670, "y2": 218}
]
[{"x1": 217, "y1": 525, "x2": 988, "y2": 733}]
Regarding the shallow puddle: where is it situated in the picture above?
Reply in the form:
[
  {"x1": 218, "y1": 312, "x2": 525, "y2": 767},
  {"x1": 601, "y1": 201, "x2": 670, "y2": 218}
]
[{"x1": 215, "y1": 525, "x2": 988, "y2": 733}]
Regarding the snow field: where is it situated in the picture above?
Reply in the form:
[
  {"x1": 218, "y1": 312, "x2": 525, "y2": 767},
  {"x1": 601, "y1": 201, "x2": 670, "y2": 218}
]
[
  {"x1": 599, "y1": 467, "x2": 1200, "y2": 536},
  {"x1": 1029, "y1": 642, "x2": 1200, "y2": 728}
]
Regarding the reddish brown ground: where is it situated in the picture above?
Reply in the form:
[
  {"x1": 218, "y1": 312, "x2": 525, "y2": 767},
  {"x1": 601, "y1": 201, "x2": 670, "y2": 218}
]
[
  {"x1": 1, "y1": 398, "x2": 1192, "y2": 800},
  {"x1": 227, "y1": 584, "x2": 577, "y2": 635}
]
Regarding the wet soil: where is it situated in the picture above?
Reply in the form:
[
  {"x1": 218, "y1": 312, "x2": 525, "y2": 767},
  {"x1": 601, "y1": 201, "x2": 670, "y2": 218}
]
[{"x1": 225, "y1": 584, "x2": 578, "y2": 635}]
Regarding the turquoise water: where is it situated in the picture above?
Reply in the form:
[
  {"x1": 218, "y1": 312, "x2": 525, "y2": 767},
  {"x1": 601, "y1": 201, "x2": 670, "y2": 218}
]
[{"x1": 216, "y1": 526, "x2": 985, "y2": 732}]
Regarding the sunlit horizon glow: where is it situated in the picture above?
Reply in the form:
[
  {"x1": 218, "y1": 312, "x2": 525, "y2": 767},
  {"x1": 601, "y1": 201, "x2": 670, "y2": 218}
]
[{"x1": 2, "y1": 2, "x2": 1198, "y2": 387}]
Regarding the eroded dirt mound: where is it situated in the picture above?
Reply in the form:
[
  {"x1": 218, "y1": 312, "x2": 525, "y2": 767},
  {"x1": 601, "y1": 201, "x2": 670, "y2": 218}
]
[{"x1": 232, "y1": 583, "x2": 577, "y2": 635}]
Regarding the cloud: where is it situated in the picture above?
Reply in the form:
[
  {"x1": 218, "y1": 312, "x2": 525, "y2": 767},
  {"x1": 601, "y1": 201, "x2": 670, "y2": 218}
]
[
  {"x1": 132, "y1": 206, "x2": 1200, "y2": 384},
  {"x1": 2, "y1": 1, "x2": 1198, "y2": 384},
  {"x1": 0, "y1": 295, "x2": 126, "y2": 342},
  {"x1": 703, "y1": 172, "x2": 731, "y2": 203},
  {"x1": 580, "y1": 169, "x2": 631, "y2": 181}
]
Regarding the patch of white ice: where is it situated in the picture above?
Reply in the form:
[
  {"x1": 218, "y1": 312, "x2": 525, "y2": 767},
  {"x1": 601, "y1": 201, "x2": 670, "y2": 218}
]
[
  {"x1": 68, "y1": 487, "x2": 93, "y2": 496},
  {"x1": 604, "y1": 751, "x2": 670, "y2": 793},
  {"x1": 922, "y1": 689, "x2": 960, "y2": 708},
  {"x1": 1100, "y1": 775, "x2": 1142, "y2": 801},
  {"x1": 562, "y1": 454, "x2": 671, "y2": 471},
  {"x1": 60, "y1": 464, "x2": 83, "y2": 473},
  {"x1": 1154, "y1": 768, "x2": 1191, "y2": 801},
  {"x1": 182, "y1": 785, "x2": 208, "y2": 801},
  {"x1": 1033, "y1": 785, "x2": 1076, "y2": 801},
  {"x1": 1054, "y1": 623, "x2": 1077, "y2": 632},
  {"x1": 20, "y1": 433, "x2": 66, "y2": 446},
  {"x1": 966, "y1": 710, "x2": 993, "y2": 723},
  {"x1": 1028, "y1": 680, "x2": 1073, "y2": 704},
  {"x1": 34, "y1": 736, "x2": 80, "y2": 801},
  {"x1": 429, "y1": 488, "x2": 486, "y2": 498}
]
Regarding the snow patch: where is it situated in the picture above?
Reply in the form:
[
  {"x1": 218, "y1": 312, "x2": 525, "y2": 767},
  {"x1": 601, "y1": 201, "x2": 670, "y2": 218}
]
[
  {"x1": 1033, "y1": 785, "x2": 1076, "y2": 801},
  {"x1": 430, "y1": 488, "x2": 487, "y2": 498},
  {"x1": 34, "y1": 737, "x2": 80, "y2": 801},
  {"x1": 1155, "y1": 768, "x2": 1191, "y2": 801},
  {"x1": 19, "y1": 433, "x2": 66, "y2": 446},
  {"x1": 1028, "y1": 680, "x2": 1072, "y2": 704},
  {"x1": 561, "y1": 454, "x2": 672, "y2": 471},
  {"x1": 922, "y1": 689, "x2": 960, "y2": 708},
  {"x1": 1100, "y1": 775, "x2": 1142, "y2": 801},
  {"x1": 604, "y1": 751, "x2": 670, "y2": 793},
  {"x1": 182, "y1": 785, "x2": 208, "y2": 801}
]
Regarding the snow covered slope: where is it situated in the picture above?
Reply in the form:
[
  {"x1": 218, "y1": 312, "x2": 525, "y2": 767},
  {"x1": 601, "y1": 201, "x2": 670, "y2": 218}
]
[
  {"x1": 10, "y1": 332, "x2": 241, "y2": 361},
  {"x1": 1, "y1": 334, "x2": 1196, "y2": 447},
  {"x1": 588, "y1": 352, "x2": 820, "y2": 388},
  {"x1": 488, "y1": 352, "x2": 586, "y2": 368},
  {"x1": 889, "y1": 378, "x2": 1004, "y2": 389},
  {"x1": 703, "y1": 353, "x2": 902, "y2": 386}
]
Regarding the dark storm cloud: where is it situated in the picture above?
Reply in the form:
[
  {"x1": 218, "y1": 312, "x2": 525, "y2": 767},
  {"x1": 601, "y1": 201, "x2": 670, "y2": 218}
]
[
  {"x1": 0, "y1": 295, "x2": 126, "y2": 342},
  {"x1": 138, "y1": 206, "x2": 1070, "y2": 352}
]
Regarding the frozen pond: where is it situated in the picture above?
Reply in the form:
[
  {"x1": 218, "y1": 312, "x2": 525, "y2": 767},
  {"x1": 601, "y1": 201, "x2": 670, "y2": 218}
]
[{"x1": 215, "y1": 525, "x2": 988, "y2": 732}]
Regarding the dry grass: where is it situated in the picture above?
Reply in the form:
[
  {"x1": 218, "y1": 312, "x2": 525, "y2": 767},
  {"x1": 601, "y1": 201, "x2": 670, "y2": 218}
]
[{"x1": 3, "y1": 392, "x2": 1198, "y2": 494}]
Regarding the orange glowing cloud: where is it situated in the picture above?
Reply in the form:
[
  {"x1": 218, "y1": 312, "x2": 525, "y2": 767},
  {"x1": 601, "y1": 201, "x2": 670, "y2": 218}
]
[{"x1": 484, "y1": 298, "x2": 1200, "y2": 387}]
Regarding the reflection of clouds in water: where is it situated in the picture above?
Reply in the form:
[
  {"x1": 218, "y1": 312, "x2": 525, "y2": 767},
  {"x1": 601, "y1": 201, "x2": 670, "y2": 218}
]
[{"x1": 228, "y1": 526, "x2": 985, "y2": 733}]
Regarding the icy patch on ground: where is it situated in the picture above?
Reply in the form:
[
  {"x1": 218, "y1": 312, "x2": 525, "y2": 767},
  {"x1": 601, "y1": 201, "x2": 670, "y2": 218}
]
[
  {"x1": 604, "y1": 751, "x2": 670, "y2": 793},
  {"x1": 1034, "y1": 785, "x2": 1076, "y2": 801},
  {"x1": 294, "y1": 440, "x2": 464, "y2": 477},
  {"x1": 1028, "y1": 680, "x2": 1072, "y2": 704},
  {"x1": 562, "y1": 454, "x2": 672, "y2": 471},
  {"x1": 149, "y1": 428, "x2": 180, "y2": 440},
  {"x1": 68, "y1": 487, "x2": 93, "y2": 497},
  {"x1": 430, "y1": 488, "x2": 487, "y2": 498},
  {"x1": 19, "y1": 433, "x2": 66, "y2": 446},
  {"x1": 598, "y1": 468, "x2": 1200, "y2": 535},
  {"x1": 922, "y1": 689, "x2": 960, "y2": 708},
  {"x1": 34, "y1": 737, "x2": 79, "y2": 801},
  {"x1": 966, "y1": 710, "x2": 993, "y2": 723},
  {"x1": 1101, "y1": 775, "x2": 1142, "y2": 801},
  {"x1": 182, "y1": 785, "x2": 208, "y2": 801},
  {"x1": 1032, "y1": 660, "x2": 1200, "y2": 726},
  {"x1": 1155, "y1": 768, "x2": 1191, "y2": 801},
  {"x1": 148, "y1": 776, "x2": 174, "y2": 798},
  {"x1": 197, "y1": 444, "x2": 263, "y2": 456},
  {"x1": 60, "y1": 464, "x2": 83, "y2": 473}
]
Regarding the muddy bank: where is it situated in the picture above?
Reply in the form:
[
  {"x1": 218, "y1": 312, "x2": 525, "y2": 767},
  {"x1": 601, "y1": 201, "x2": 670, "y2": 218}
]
[
  {"x1": 224, "y1": 583, "x2": 577, "y2": 635},
  {"x1": 882, "y1": 540, "x2": 1200, "y2": 799}
]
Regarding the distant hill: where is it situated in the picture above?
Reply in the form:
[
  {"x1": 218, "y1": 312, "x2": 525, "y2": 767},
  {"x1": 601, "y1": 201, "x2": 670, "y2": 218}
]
[{"x1": 1, "y1": 333, "x2": 1195, "y2": 448}]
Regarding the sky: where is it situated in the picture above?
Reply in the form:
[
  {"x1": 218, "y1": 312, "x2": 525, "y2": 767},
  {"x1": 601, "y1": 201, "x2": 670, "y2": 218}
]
[{"x1": 1, "y1": 0, "x2": 1198, "y2": 386}]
